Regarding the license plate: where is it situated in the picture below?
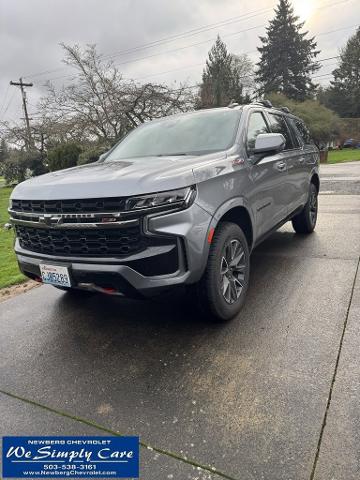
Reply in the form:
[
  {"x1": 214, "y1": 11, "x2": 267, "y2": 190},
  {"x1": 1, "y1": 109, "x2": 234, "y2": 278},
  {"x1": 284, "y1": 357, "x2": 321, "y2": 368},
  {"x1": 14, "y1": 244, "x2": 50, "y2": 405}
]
[{"x1": 39, "y1": 264, "x2": 71, "y2": 287}]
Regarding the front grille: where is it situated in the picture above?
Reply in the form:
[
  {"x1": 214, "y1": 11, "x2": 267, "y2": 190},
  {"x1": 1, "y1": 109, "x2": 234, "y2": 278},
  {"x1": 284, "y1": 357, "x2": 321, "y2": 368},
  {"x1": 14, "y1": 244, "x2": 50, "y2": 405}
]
[
  {"x1": 12, "y1": 197, "x2": 126, "y2": 213},
  {"x1": 15, "y1": 225, "x2": 146, "y2": 257}
]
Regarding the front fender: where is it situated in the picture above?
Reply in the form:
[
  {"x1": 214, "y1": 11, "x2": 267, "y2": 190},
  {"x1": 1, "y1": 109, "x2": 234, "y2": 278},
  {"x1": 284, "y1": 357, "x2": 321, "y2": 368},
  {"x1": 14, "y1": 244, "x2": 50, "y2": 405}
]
[
  {"x1": 212, "y1": 197, "x2": 254, "y2": 224},
  {"x1": 203, "y1": 197, "x2": 255, "y2": 256}
]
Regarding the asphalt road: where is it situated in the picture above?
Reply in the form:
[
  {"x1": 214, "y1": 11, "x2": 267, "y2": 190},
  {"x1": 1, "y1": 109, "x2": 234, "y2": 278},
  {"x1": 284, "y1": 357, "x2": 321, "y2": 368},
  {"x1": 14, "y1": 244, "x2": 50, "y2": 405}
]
[
  {"x1": 320, "y1": 160, "x2": 360, "y2": 195},
  {"x1": 1, "y1": 162, "x2": 360, "y2": 480}
]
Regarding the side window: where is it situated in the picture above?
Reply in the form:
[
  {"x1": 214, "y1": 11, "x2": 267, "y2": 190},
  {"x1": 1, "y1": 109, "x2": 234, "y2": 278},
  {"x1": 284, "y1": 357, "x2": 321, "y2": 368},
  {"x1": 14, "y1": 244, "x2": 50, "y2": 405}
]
[
  {"x1": 295, "y1": 120, "x2": 314, "y2": 145},
  {"x1": 285, "y1": 118, "x2": 302, "y2": 148},
  {"x1": 267, "y1": 113, "x2": 295, "y2": 150},
  {"x1": 246, "y1": 112, "x2": 269, "y2": 151}
]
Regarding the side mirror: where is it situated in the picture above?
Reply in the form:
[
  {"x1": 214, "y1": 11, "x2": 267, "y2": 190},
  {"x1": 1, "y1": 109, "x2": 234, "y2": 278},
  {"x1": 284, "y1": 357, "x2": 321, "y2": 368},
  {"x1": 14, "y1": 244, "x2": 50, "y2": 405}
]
[{"x1": 254, "y1": 133, "x2": 285, "y2": 155}]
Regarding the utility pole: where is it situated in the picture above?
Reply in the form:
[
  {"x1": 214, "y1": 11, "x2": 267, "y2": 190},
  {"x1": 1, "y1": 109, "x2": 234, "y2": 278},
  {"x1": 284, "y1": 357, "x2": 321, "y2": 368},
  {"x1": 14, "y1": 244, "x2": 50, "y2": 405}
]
[{"x1": 10, "y1": 78, "x2": 33, "y2": 150}]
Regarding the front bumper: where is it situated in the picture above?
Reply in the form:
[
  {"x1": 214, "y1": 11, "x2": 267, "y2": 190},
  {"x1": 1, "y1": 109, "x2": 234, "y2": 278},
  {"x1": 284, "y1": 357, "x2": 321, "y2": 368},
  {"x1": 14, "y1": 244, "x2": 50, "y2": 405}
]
[{"x1": 14, "y1": 202, "x2": 212, "y2": 297}]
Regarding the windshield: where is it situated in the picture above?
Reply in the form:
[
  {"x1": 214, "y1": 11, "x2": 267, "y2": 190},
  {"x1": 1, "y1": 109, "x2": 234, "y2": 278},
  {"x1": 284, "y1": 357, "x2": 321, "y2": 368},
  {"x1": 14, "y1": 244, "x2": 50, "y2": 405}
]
[{"x1": 105, "y1": 109, "x2": 241, "y2": 160}]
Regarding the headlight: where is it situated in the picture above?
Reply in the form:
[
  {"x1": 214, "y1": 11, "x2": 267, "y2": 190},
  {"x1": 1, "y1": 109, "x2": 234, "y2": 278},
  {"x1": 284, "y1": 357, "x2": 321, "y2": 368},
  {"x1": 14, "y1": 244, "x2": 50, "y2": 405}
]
[{"x1": 125, "y1": 186, "x2": 196, "y2": 212}]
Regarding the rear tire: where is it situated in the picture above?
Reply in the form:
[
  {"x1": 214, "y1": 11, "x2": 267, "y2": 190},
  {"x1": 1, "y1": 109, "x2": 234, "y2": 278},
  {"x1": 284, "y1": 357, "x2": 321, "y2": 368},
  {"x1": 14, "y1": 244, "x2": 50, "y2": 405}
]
[
  {"x1": 195, "y1": 222, "x2": 250, "y2": 322},
  {"x1": 292, "y1": 182, "x2": 318, "y2": 234}
]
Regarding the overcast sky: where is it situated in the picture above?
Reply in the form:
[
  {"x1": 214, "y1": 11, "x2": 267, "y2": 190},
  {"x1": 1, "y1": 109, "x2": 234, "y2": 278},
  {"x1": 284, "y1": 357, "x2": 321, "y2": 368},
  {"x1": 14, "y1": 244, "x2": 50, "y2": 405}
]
[{"x1": 0, "y1": 0, "x2": 359, "y2": 125}]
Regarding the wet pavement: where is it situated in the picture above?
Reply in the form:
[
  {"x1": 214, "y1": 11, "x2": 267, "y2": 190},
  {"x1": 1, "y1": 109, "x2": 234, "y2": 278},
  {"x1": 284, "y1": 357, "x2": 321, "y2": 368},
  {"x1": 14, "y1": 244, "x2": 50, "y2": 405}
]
[
  {"x1": 0, "y1": 162, "x2": 359, "y2": 479},
  {"x1": 320, "y1": 161, "x2": 360, "y2": 195}
]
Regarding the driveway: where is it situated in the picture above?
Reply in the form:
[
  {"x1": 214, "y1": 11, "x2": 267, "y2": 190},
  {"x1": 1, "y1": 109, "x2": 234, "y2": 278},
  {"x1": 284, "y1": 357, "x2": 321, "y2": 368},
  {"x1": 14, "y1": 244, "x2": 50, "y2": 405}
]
[{"x1": 1, "y1": 162, "x2": 359, "y2": 480}]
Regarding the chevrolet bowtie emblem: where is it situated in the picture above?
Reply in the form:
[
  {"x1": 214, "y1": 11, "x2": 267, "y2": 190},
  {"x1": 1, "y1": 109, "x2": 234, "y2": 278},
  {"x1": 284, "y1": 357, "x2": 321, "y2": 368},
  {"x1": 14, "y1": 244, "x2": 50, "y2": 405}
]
[{"x1": 39, "y1": 214, "x2": 63, "y2": 225}]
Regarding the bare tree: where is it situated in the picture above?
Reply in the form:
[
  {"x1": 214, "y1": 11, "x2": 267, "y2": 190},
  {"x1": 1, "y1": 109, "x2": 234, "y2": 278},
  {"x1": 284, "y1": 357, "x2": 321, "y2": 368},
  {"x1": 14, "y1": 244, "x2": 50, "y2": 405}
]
[
  {"x1": 38, "y1": 44, "x2": 194, "y2": 145},
  {"x1": 230, "y1": 54, "x2": 255, "y2": 98},
  {"x1": 3, "y1": 44, "x2": 194, "y2": 152}
]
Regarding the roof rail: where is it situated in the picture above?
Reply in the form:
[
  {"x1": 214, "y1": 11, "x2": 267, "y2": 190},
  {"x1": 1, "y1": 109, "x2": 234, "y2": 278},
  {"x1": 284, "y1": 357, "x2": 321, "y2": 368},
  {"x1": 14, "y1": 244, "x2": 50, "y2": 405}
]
[
  {"x1": 278, "y1": 106, "x2": 290, "y2": 113},
  {"x1": 252, "y1": 99, "x2": 273, "y2": 108},
  {"x1": 227, "y1": 101, "x2": 240, "y2": 108}
]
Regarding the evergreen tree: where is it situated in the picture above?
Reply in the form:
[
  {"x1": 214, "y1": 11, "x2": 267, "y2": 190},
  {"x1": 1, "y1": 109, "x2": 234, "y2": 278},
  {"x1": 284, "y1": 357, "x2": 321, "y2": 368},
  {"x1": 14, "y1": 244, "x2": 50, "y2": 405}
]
[
  {"x1": 256, "y1": 0, "x2": 320, "y2": 101},
  {"x1": 198, "y1": 36, "x2": 252, "y2": 108},
  {"x1": 323, "y1": 27, "x2": 360, "y2": 117}
]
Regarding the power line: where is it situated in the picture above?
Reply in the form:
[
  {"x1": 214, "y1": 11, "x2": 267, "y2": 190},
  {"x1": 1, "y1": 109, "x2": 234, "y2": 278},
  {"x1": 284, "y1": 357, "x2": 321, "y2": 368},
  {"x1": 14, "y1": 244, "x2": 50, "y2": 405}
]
[
  {"x1": 317, "y1": 55, "x2": 340, "y2": 62},
  {"x1": 0, "y1": 84, "x2": 10, "y2": 118},
  {"x1": 165, "y1": 64, "x2": 340, "y2": 93},
  {"x1": 34, "y1": 24, "x2": 266, "y2": 84},
  {"x1": 133, "y1": 57, "x2": 340, "y2": 83},
  {"x1": 44, "y1": 22, "x2": 355, "y2": 87},
  {"x1": 312, "y1": 72, "x2": 334, "y2": 79},
  {"x1": 111, "y1": 20, "x2": 353, "y2": 71},
  {"x1": 23, "y1": 6, "x2": 273, "y2": 80},
  {"x1": 0, "y1": 89, "x2": 17, "y2": 121},
  {"x1": 115, "y1": 25, "x2": 265, "y2": 67},
  {"x1": 317, "y1": 23, "x2": 359, "y2": 36},
  {"x1": 129, "y1": 44, "x2": 343, "y2": 82},
  {"x1": 133, "y1": 62, "x2": 205, "y2": 81},
  {"x1": 23, "y1": 0, "x2": 354, "y2": 83},
  {"x1": 318, "y1": 62, "x2": 338, "y2": 69},
  {"x1": 102, "y1": 8, "x2": 272, "y2": 60},
  {"x1": 43, "y1": 57, "x2": 338, "y2": 98},
  {"x1": 40, "y1": 25, "x2": 351, "y2": 86},
  {"x1": 129, "y1": 32, "x2": 346, "y2": 83}
]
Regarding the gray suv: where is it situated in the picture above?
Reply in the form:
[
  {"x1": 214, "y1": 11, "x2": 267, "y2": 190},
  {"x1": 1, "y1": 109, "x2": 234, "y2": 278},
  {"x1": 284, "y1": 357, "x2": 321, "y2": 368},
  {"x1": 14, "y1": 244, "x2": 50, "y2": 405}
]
[{"x1": 9, "y1": 101, "x2": 319, "y2": 321}]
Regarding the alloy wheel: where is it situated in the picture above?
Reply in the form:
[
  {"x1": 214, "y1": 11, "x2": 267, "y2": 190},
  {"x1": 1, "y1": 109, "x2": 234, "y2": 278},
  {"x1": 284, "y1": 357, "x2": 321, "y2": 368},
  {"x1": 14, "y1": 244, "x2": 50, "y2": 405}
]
[
  {"x1": 309, "y1": 188, "x2": 318, "y2": 225},
  {"x1": 220, "y1": 239, "x2": 246, "y2": 304}
]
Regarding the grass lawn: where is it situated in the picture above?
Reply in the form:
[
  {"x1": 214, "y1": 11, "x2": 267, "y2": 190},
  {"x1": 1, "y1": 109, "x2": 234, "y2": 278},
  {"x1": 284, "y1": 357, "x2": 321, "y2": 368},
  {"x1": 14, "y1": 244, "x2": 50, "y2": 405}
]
[
  {"x1": 327, "y1": 149, "x2": 360, "y2": 164},
  {"x1": 0, "y1": 187, "x2": 26, "y2": 288}
]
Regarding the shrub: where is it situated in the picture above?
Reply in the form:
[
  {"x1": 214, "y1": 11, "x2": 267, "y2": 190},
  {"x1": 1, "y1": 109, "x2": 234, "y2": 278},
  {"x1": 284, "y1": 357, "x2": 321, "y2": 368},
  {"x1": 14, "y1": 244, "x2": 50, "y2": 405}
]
[
  {"x1": 27, "y1": 153, "x2": 48, "y2": 177},
  {"x1": 268, "y1": 93, "x2": 341, "y2": 146},
  {"x1": 1, "y1": 150, "x2": 47, "y2": 185},
  {"x1": 1, "y1": 156, "x2": 27, "y2": 185},
  {"x1": 47, "y1": 143, "x2": 82, "y2": 172},
  {"x1": 77, "y1": 145, "x2": 108, "y2": 166}
]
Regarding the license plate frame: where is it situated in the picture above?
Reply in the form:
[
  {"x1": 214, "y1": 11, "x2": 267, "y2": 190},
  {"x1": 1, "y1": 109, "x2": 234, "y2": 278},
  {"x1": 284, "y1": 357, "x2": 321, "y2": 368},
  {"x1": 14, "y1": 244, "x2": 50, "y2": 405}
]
[{"x1": 39, "y1": 264, "x2": 72, "y2": 287}]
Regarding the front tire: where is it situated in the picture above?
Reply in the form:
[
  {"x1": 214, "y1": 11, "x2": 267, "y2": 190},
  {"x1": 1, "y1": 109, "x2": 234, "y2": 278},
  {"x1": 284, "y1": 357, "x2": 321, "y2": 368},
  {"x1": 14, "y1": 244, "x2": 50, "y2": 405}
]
[
  {"x1": 196, "y1": 222, "x2": 250, "y2": 322},
  {"x1": 292, "y1": 182, "x2": 318, "y2": 234}
]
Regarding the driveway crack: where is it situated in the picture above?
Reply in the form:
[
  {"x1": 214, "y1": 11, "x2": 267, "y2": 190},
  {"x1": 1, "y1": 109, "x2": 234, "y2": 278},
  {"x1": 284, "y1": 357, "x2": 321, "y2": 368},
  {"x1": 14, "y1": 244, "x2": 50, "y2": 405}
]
[
  {"x1": 309, "y1": 256, "x2": 360, "y2": 480},
  {"x1": 0, "y1": 388, "x2": 240, "y2": 480}
]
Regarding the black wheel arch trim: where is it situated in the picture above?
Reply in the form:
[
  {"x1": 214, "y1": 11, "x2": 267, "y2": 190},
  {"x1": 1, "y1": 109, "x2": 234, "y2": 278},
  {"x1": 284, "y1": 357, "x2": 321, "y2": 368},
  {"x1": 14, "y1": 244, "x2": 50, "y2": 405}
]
[{"x1": 211, "y1": 197, "x2": 255, "y2": 250}]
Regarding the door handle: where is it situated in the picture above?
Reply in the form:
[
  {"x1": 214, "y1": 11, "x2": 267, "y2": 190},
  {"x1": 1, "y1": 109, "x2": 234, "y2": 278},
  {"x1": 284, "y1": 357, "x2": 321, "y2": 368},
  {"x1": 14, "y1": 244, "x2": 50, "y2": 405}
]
[{"x1": 276, "y1": 161, "x2": 286, "y2": 171}]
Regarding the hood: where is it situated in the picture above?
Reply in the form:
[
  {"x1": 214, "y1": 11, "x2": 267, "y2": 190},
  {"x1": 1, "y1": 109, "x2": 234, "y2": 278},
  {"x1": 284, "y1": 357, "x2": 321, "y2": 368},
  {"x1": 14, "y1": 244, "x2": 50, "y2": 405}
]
[{"x1": 10, "y1": 154, "x2": 225, "y2": 200}]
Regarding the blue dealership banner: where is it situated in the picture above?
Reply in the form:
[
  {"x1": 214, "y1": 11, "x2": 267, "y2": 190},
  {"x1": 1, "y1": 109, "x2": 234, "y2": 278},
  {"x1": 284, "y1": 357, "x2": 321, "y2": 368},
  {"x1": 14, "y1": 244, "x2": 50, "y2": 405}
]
[{"x1": 2, "y1": 436, "x2": 139, "y2": 478}]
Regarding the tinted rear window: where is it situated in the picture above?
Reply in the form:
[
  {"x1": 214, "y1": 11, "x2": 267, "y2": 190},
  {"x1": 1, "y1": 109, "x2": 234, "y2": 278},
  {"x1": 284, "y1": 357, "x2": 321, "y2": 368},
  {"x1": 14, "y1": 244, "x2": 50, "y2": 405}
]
[
  {"x1": 267, "y1": 113, "x2": 295, "y2": 150},
  {"x1": 293, "y1": 119, "x2": 314, "y2": 145}
]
